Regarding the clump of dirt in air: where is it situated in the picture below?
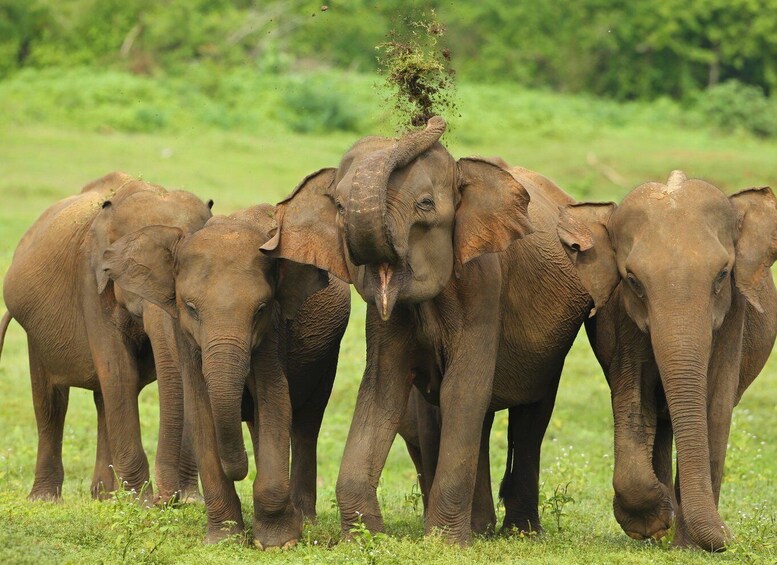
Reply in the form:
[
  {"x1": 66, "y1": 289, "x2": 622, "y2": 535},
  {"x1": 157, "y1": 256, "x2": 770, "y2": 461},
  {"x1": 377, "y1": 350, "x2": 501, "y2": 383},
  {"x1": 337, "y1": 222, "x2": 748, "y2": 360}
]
[{"x1": 377, "y1": 10, "x2": 457, "y2": 133}]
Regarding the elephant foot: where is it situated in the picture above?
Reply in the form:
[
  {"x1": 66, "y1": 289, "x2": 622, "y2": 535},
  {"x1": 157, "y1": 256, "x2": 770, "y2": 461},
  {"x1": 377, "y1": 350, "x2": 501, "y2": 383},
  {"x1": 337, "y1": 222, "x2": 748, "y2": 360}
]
[
  {"x1": 28, "y1": 487, "x2": 63, "y2": 502},
  {"x1": 613, "y1": 487, "x2": 674, "y2": 542},
  {"x1": 292, "y1": 496, "x2": 317, "y2": 523},
  {"x1": 501, "y1": 516, "x2": 544, "y2": 538},
  {"x1": 424, "y1": 518, "x2": 472, "y2": 546},
  {"x1": 179, "y1": 488, "x2": 204, "y2": 505},
  {"x1": 204, "y1": 519, "x2": 245, "y2": 544},
  {"x1": 470, "y1": 513, "x2": 497, "y2": 536},
  {"x1": 253, "y1": 505, "x2": 302, "y2": 550}
]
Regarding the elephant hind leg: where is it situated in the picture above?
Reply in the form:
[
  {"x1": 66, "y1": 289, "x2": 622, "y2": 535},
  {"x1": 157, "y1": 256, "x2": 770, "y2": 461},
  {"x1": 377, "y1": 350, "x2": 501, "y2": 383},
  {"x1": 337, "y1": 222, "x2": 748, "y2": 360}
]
[
  {"x1": 500, "y1": 387, "x2": 559, "y2": 536},
  {"x1": 177, "y1": 425, "x2": 202, "y2": 503},
  {"x1": 28, "y1": 346, "x2": 69, "y2": 501},
  {"x1": 91, "y1": 391, "x2": 115, "y2": 499},
  {"x1": 471, "y1": 411, "x2": 496, "y2": 535}
]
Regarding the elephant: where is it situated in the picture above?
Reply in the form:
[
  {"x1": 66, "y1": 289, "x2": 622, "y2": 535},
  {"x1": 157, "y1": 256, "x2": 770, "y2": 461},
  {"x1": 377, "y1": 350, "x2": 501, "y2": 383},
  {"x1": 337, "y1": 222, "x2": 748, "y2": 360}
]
[
  {"x1": 556, "y1": 170, "x2": 777, "y2": 551},
  {"x1": 101, "y1": 204, "x2": 351, "y2": 548},
  {"x1": 262, "y1": 116, "x2": 597, "y2": 544},
  {"x1": 2, "y1": 172, "x2": 212, "y2": 502}
]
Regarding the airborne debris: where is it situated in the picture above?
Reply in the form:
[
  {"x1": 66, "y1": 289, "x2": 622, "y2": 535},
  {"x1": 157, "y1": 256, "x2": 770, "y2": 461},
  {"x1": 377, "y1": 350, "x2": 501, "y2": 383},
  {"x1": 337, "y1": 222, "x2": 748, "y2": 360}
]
[{"x1": 377, "y1": 9, "x2": 457, "y2": 133}]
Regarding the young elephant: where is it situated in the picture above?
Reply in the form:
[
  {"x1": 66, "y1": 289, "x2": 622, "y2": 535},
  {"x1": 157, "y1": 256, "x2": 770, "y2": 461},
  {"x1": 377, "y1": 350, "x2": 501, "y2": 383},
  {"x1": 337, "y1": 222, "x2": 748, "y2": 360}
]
[
  {"x1": 102, "y1": 204, "x2": 350, "y2": 548},
  {"x1": 262, "y1": 117, "x2": 595, "y2": 544},
  {"x1": 558, "y1": 171, "x2": 777, "y2": 551},
  {"x1": 2, "y1": 172, "x2": 212, "y2": 501}
]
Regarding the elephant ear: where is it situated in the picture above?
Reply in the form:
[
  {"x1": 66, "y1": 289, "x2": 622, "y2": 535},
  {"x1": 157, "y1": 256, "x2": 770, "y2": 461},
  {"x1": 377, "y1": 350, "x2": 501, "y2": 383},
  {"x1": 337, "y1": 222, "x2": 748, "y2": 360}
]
[
  {"x1": 454, "y1": 158, "x2": 534, "y2": 276},
  {"x1": 729, "y1": 186, "x2": 777, "y2": 313},
  {"x1": 275, "y1": 261, "x2": 329, "y2": 320},
  {"x1": 557, "y1": 202, "x2": 619, "y2": 316},
  {"x1": 101, "y1": 225, "x2": 184, "y2": 318},
  {"x1": 260, "y1": 168, "x2": 351, "y2": 283}
]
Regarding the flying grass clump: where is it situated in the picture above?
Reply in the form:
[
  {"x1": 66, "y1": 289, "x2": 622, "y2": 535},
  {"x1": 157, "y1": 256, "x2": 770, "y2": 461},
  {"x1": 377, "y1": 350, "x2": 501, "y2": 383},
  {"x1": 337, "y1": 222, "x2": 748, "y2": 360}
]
[{"x1": 377, "y1": 10, "x2": 457, "y2": 132}]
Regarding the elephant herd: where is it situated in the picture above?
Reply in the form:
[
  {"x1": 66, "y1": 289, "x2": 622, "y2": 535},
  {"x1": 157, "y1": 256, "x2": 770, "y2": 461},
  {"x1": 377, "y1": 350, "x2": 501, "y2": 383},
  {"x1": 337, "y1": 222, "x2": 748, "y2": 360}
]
[{"x1": 2, "y1": 116, "x2": 776, "y2": 553}]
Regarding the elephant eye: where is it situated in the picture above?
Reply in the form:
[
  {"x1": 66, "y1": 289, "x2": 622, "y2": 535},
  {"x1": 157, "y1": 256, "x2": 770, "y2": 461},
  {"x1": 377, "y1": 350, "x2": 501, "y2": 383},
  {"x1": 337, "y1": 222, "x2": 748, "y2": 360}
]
[
  {"x1": 626, "y1": 272, "x2": 645, "y2": 299},
  {"x1": 416, "y1": 196, "x2": 435, "y2": 212},
  {"x1": 714, "y1": 269, "x2": 729, "y2": 295},
  {"x1": 184, "y1": 300, "x2": 199, "y2": 320},
  {"x1": 335, "y1": 200, "x2": 345, "y2": 215}
]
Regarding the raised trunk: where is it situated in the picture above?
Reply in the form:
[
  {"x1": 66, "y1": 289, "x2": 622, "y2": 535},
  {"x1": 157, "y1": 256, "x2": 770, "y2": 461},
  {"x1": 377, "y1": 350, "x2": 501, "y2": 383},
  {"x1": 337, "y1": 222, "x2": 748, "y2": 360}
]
[
  {"x1": 345, "y1": 116, "x2": 447, "y2": 266},
  {"x1": 202, "y1": 336, "x2": 250, "y2": 482},
  {"x1": 650, "y1": 310, "x2": 729, "y2": 551}
]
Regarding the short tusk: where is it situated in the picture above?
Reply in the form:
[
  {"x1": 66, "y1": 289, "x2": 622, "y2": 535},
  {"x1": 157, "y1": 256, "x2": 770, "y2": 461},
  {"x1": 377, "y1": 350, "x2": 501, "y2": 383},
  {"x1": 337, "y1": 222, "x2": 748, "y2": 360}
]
[{"x1": 378, "y1": 263, "x2": 393, "y2": 320}]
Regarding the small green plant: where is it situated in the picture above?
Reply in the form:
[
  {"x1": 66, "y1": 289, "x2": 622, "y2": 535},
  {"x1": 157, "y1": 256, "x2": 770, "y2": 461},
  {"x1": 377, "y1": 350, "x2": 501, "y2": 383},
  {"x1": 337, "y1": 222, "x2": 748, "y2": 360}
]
[
  {"x1": 539, "y1": 482, "x2": 575, "y2": 532},
  {"x1": 349, "y1": 513, "x2": 388, "y2": 565},
  {"x1": 376, "y1": 9, "x2": 457, "y2": 132},
  {"x1": 402, "y1": 475, "x2": 423, "y2": 516}
]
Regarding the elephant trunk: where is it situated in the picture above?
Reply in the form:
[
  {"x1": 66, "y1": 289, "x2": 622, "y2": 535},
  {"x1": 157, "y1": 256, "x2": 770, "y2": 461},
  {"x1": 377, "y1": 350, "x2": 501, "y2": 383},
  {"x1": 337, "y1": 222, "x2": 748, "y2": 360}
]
[
  {"x1": 202, "y1": 336, "x2": 251, "y2": 482},
  {"x1": 650, "y1": 305, "x2": 729, "y2": 551},
  {"x1": 345, "y1": 116, "x2": 447, "y2": 267}
]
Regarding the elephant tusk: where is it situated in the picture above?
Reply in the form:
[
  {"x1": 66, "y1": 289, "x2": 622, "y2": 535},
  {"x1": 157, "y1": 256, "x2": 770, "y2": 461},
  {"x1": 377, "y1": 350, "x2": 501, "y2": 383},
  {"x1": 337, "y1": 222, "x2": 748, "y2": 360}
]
[{"x1": 378, "y1": 263, "x2": 393, "y2": 320}]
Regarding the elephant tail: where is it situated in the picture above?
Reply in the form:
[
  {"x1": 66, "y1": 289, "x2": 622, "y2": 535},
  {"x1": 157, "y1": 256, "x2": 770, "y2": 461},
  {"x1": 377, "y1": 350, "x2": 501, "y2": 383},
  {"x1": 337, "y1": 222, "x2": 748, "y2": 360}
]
[
  {"x1": 0, "y1": 311, "x2": 11, "y2": 363},
  {"x1": 498, "y1": 408, "x2": 515, "y2": 501}
]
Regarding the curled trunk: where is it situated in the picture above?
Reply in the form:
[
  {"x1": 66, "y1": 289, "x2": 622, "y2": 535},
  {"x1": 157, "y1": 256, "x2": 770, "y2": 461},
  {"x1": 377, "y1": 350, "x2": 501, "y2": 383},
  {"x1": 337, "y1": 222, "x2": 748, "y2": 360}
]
[
  {"x1": 203, "y1": 336, "x2": 251, "y2": 481},
  {"x1": 345, "y1": 116, "x2": 447, "y2": 266},
  {"x1": 650, "y1": 309, "x2": 729, "y2": 551}
]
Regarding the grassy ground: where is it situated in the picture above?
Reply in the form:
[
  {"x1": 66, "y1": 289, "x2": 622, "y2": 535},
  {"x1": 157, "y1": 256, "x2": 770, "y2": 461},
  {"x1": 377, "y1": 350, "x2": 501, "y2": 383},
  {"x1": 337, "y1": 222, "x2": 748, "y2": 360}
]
[{"x1": 0, "y1": 75, "x2": 776, "y2": 563}]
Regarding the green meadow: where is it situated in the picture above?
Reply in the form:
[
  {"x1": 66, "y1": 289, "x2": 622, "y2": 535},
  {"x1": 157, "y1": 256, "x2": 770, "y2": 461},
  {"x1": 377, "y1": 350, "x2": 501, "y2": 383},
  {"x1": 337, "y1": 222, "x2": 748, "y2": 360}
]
[{"x1": 0, "y1": 69, "x2": 775, "y2": 563}]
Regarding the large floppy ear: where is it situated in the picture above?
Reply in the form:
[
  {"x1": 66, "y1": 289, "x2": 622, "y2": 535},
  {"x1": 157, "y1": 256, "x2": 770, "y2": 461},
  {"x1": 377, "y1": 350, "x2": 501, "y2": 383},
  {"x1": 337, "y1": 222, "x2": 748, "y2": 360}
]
[
  {"x1": 557, "y1": 202, "x2": 619, "y2": 316},
  {"x1": 454, "y1": 158, "x2": 534, "y2": 276},
  {"x1": 101, "y1": 225, "x2": 184, "y2": 318},
  {"x1": 260, "y1": 168, "x2": 351, "y2": 283},
  {"x1": 729, "y1": 186, "x2": 777, "y2": 313},
  {"x1": 275, "y1": 261, "x2": 329, "y2": 320}
]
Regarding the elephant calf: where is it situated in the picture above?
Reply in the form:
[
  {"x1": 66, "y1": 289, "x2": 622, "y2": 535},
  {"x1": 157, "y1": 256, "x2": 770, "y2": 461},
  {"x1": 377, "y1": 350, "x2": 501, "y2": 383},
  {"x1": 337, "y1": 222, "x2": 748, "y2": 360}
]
[
  {"x1": 2, "y1": 172, "x2": 212, "y2": 502},
  {"x1": 559, "y1": 171, "x2": 777, "y2": 550},
  {"x1": 102, "y1": 204, "x2": 350, "y2": 549}
]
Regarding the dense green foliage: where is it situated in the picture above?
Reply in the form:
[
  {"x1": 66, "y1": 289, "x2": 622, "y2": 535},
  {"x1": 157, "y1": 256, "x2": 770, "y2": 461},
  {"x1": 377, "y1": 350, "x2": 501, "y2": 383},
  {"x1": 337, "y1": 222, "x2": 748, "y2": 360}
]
[{"x1": 3, "y1": 0, "x2": 777, "y2": 101}]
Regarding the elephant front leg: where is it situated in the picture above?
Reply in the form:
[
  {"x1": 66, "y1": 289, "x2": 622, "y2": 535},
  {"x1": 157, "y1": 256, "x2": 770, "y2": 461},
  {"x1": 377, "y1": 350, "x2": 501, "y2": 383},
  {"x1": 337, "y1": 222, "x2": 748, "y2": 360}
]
[
  {"x1": 336, "y1": 310, "x2": 415, "y2": 536},
  {"x1": 610, "y1": 352, "x2": 673, "y2": 541},
  {"x1": 251, "y1": 342, "x2": 301, "y2": 550},
  {"x1": 425, "y1": 353, "x2": 494, "y2": 545},
  {"x1": 471, "y1": 411, "x2": 496, "y2": 536}
]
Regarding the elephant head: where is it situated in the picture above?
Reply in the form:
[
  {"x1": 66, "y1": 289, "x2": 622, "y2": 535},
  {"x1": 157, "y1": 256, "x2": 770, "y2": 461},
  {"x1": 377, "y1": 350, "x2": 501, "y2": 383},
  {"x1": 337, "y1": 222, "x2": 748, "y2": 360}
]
[
  {"x1": 87, "y1": 173, "x2": 214, "y2": 314},
  {"x1": 100, "y1": 205, "x2": 328, "y2": 481},
  {"x1": 260, "y1": 116, "x2": 533, "y2": 320},
  {"x1": 557, "y1": 171, "x2": 777, "y2": 550}
]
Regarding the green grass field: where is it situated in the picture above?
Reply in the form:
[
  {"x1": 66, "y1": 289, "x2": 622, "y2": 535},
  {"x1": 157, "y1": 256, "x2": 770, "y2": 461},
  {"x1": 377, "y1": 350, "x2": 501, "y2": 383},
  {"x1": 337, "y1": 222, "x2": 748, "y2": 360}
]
[{"x1": 0, "y1": 72, "x2": 776, "y2": 563}]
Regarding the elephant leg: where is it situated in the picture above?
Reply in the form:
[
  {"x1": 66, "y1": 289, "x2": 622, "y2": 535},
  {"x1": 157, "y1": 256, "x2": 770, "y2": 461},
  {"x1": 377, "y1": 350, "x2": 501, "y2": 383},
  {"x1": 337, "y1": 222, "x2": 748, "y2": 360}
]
[
  {"x1": 251, "y1": 342, "x2": 301, "y2": 549},
  {"x1": 471, "y1": 411, "x2": 496, "y2": 536},
  {"x1": 500, "y1": 387, "x2": 558, "y2": 535},
  {"x1": 652, "y1": 414, "x2": 674, "y2": 495},
  {"x1": 290, "y1": 400, "x2": 326, "y2": 522},
  {"x1": 181, "y1": 354, "x2": 243, "y2": 543},
  {"x1": 336, "y1": 311, "x2": 415, "y2": 536},
  {"x1": 609, "y1": 335, "x2": 673, "y2": 541},
  {"x1": 146, "y1": 309, "x2": 186, "y2": 503},
  {"x1": 414, "y1": 392, "x2": 441, "y2": 519},
  {"x1": 28, "y1": 346, "x2": 69, "y2": 501},
  {"x1": 177, "y1": 425, "x2": 201, "y2": 503},
  {"x1": 91, "y1": 391, "x2": 115, "y2": 499}
]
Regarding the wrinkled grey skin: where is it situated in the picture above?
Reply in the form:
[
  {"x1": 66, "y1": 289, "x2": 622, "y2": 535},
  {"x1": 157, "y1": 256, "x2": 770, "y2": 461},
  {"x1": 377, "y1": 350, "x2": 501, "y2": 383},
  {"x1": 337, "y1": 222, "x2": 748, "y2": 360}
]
[
  {"x1": 2, "y1": 172, "x2": 212, "y2": 502},
  {"x1": 102, "y1": 205, "x2": 350, "y2": 548},
  {"x1": 263, "y1": 118, "x2": 594, "y2": 544},
  {"x1": 558, "y1": 171, "x2": 777, "y2": 551}
]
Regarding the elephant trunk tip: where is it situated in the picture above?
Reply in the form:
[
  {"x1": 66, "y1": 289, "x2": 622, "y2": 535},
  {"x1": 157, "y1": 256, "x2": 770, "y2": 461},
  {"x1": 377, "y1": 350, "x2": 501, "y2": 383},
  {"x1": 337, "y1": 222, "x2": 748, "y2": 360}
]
[{"x1": 221, "y1": 451, "x2": 249, "y2": 482}]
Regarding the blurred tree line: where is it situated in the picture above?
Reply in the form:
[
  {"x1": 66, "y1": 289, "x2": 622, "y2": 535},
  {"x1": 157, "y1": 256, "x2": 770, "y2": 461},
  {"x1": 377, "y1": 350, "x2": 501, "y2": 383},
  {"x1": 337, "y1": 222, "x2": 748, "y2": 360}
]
[{"x1": 2, "y1": 0, "x2": 776, "y2": 101}]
